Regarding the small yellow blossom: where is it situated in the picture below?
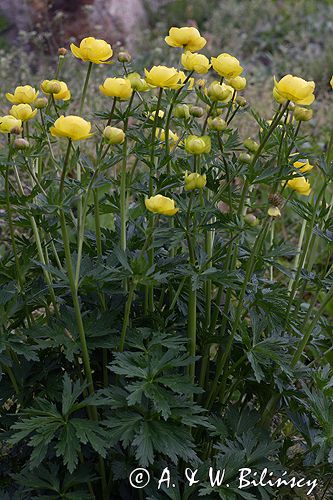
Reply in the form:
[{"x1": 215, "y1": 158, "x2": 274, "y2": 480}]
[
  {"x1": 6, "y1": 85, "x2": 39, "y2": 104},
  {"x1": 10, "y1": 104, "x2": 37, "y2": 122},
  {"x1": 185, "y1": 135, "x2": 211, "y2": 155},
  {"x1": 211, "y1": 53, "x2": 243, "y2": 78},
  {"x1": 41, "y1": 80, "x2": 71, "y2": 101},
  {"x1": 70, "y1": 37, "x2": 113, "y2": 64},
  {"x1": 156, "y1": 128, "x2": 179, "y2": 144},
  {"x1": 227, "y1": 76, "x2": 246, "y2": 91},
  {"x1": 0, "y1": 115, "x2": 22, "y2": 134},
  {"x1": 50, "y1": 115, "x2": 93, "y2": 141},
  {"x1": 273, "y1": 75, "x2": 315, "y2": 105},
  {"x1": 103, "y1": 126, "x2": 125, "y2": 144},
  {"x1": 294, "y1": 106, "x2": 313, "y2": 121},
  {"x1": 126, "y1": 72, "x2": 150, "y2": 92},
  {"x1": 184, "y1": 171, "x2": 207, "y2": 190},
  {"x1": 287, "y1": 176, "x2": 311, "y2": 196},
  {"x1": 144, "y1": 66, "x2": 182, "y2": 89},
  {"x1": 165, "y1": 26, "x2": 206, "y2": 52},
  {"x1": 99, "y1": 77, "x2": 133, "y2": 100},
  {"x1": 293, "y1": 160, "x2": 314, "y2": 173},
  {"x1": 207, "y1": 81, "x2": 234, "y2": 102},
  {"x1": 181, "y1": 51, "x2": 210, "y2": 74},
  {"x1": 145, "y1": 194, "x2": 179, "y2": 216},
  {"x1": 268, "y1": 206, "x2": 281, "y2": 217}
]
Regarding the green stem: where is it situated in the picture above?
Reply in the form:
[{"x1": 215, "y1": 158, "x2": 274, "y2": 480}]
[
  {"x1": 79, "y1": 62, "x2": 93, "y2": 114},
  {"x1": 119, "y1": 283, "x2": 135, "y2": 352}
]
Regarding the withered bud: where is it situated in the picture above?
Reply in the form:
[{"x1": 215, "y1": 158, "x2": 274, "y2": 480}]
[
  {"x1": 118, "y1": 51, "x2": 132, "y2": 63},
  {"x1": 13, "y1": 138, "x2": 30, "y2": 150},
  {"x1": 58, "y1": 47, "x2": 67, "y2": 57}
]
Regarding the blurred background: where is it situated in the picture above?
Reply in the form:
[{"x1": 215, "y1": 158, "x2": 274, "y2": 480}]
[{"x1": 0, "y1": 0, "x2": 332, "y2": 139}]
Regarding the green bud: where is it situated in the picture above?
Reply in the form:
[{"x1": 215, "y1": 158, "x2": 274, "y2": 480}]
[{"x1": 189, "y1": 106, "x2": 204, "y2": 118}]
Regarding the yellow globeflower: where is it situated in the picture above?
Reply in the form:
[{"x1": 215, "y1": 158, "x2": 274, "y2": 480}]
[
  {"x1": 185, "y1": 135, "x2": 211, "y2": 155},
  {"x1": 165, "y1": 26, "x2": 206, "y2": 52},
  {"x1": 149, "y1": 110, "x2": 165, "y2": 121},
  {"x1": 181, "y1": 51, "x2": 210, "y2": 74},
  {"x1": 211, "y1": 53, "x2": 243, "y2": 78},
  {"x1": 99, "y1": 77, "x2": 133, "y2": 100},
  {"x1": 273, "y1": 75, "x2": 315, "y2": 105},
  {"x1": 156, "y1": 128, "x2": 179, "y2": 144},
  {"x1": 70, "y1": 37, "x2": 113, "y2": 64},
  {"x1": 6, "y1": 85, "x2": 39, "y2": 104},
  {"x1": 0, "y1": 115, "x2": 22, "y2": 134},
  {"x1": 287, "y1": 176, "x2": 311, "y2": 196},
  {"x1": 50, "y1": 115, "x2": 93, "y2": 141},
  {"x1": 41, "y1": 80, "x2": 71, "y2": 101},
  {"x1": 293, "y1": 160, "x2": 314, "y2": 173},
  {"x1": 207, "y1": 81, "x2": 234, "y2": 102},
  {"x1": 144, "y1": 66, "x2": 182, "y2": 89},
  {"x1": 227, "y1": 76, "x2": 246, "y2": 91},
  {"x1": 10, "y1": 104, "x2": 37, "y2": 122},
  {"x1": 145, "y1": 194, "x2": 179, "y2": 216},
  {"x1": 126, "y1": 72, "x2": 150, "y2": 92},
  {"x1": 294, "y1": 106, "x2": 313, "y2": 122},
  {"x1": 103, "y1": 126, "x2": 125, "y2": 144},
  {"x1": 184, "y1": 171, "x2": 207, "y2": 190}
]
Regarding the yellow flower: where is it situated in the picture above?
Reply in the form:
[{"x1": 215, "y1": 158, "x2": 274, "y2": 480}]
[
  {"x1": 268, "y1": 206, "x2": 281, "y2": 217},
  {"x1": 174, "y1": 104, "x2": 190, "y2": 119},
  {"x1": 41, "y1": 80, "x2": 71, "y2": 101},
  {"x1": 50, "y1": 115, "x2": 93, "y2": 141},
  {"x1": 0, "y1": 115, "x2": 22, "y2": 134},
  {"x1": 156, "y1": 128, "x2": 179, "y2": 143},
  {"x1": 330, "y1": 75, "x2": 333, "y2": 89},
  {"x1": 185, "y1": 135, "x2": 211, "y2": 155},
  {"x1": 165, "y1": 26, "x2": 206, "y2": 52},
  {"x1": 149, "y1": 110, "x2": 165, "y2": 121},
  {"x1": 211, "y1": 53, "x2": 243, "y2": 78},
  {"x1": 273, "y1": 75, "x2": 315, "y2": 105},
  {"x1": 287, "y1": 176, "x2": 311, "y2": 196},
  {"x1": 10, "y1": 104, "x2": 37, "y2": 122},
  {"x1": 181, "y1": 51, "x2": 210, "y2": 74},
  {"x1": 126, "y1": 72, "x2": 150, "y2": 92},
  {"x1": 6, "y1": 85, "x2": 39, "y2": 104},
  {"x1": 144, "y1": 66, "x2": 182, "y2": 89},
  {"x1": 207, "y1": 81, "x2": 234, "y2": 102},
  {"x1": 145, "y1": 194, "x2": 179, "y2": 216},
  {"x1": 103, "y1": 126, "x2": 125, "y2": 144},
  {"x1": 184, "y1": 171, "x2": 207, "y2": 190},
  {"x1": 70, "y1": 37, "x2": 113, "y2": 64},
  {"x1": 227, "y1": 76, "x2": 246, "y2": 91},
  {"x1": 293, "y1": 159, "x2": 314, "y2": 173},
  {"x1": 99, "y1": 77, "x2": 133, "y2": 100}
]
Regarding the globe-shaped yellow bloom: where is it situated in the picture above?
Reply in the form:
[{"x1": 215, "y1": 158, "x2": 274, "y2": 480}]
[
  {"x1": 273, "y1": 75, "x2": 315, "y2": 105},
  {"x1": 293, "y1": 160, "x2": 314, "y2": 173},
  {"x1": 70, "y1": 37, "x2": 113, "y2": 64},
  {"x1": 207, "y1": 81, "x2": 234, "y2": 102},
  {"x1": 144, "y1": 66, "x2": 182, "y2": 89},
  {"x1": 103, "y1": 126, "x2": 125, "y2": 144},
  {"x1": 10, "y1": 104, "x2": 37, "y2": 122},
  {"x1": 156, "y1": 128, "x2": 179, "y2": 144},
  {"x1": 0, "y1": 115, "x2": 22, "y2": 134},
  {"x1": 227, "y1": 76, "x2": 246, "y2": 91},
  {"x1": 181, "y1": 51, "x2": 210, "y2": 74},
  {"x1": 294, "y1": 106, "x2": 313, "y2": 122},
  {"x1": 99, "y1": 78, "x2": 133, "y2": 100},
  {"x1": 184, "y1": 172, "x2": 207, "y2": 190},
  {"x1": 41, "y1": 80, "x2": 71, "y2": 101},
  {"x1": 6, "y1": 85, "x2": 39, "y2": 104},
  {"x1": 50, "y1": 115, "x2": 93, "y2": 141},
  {"x1": 287, "y1": 176, "x2": 311, "y2": 196},
  {"x1": 165, "y1": 26, "x2": 206, "y2": 52},
  {"x1": 145, "y1": 194, "x2": 179, "y2": 216},
  {"x1": 211, "y1": 53, "x2": 243, "y2": 78},
  {"x1": 185, "y1": 135, "x2": 211, "y2": 155}
]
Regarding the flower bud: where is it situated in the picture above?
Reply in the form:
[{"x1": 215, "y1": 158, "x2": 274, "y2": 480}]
[
  {"x1": 34, "y1": 97, "x2": 48, "y2": 109},
  {"x1": 288, "y1": 102, "x2": 295, "y2": 112},
  {"x1": 189, "y1": 105, "x2": 204, "y2": 118},
  {"x1": 207, "y1": 81, "x2": 233, "y2": 102},
  {"x1": 10, "y1": 126, "x2": 22, "y2": 135},
  {"x1": 184, "y1": 171, "x2": 207, "y2": 191},
  {"x1": 58, "y1": 47, "x2": 67, "y2": 57},
  {"x1": 239, "y1": 152, "x2": 252, "y2": 164},
  {"x1": 243, "y1": 137, "x2": 259, "y2": 153},
  {"x1": 236, "y1": 96, "x2": 247, "y2": 107},
  {"x1": 244, "y1": 213, "x2": 259, "y2": 227},
  {"x1": 173, "y1": 104, "x2": 190, "y2": 119},
  {"x1": 103, "y1": 126, "x2": 125, "y2": 144},
  {"x1": 268, "y1": 206, "x2": 281, "y2": 217},
  {"x1": 41, "y1": 80, "x2": 61, "y2": 94},
  {"x1": 294, "y1": 106, "x2": 313, "y2": 122},
  {"x1": 118, "y1": 51, "x2": 132, "y2": 63},
  {"x1": 207, "y1": 116, "x2": 227, "y2": 131},
  {"x1": 13, "y1": 138, "x2": 30, "y2": 150}
]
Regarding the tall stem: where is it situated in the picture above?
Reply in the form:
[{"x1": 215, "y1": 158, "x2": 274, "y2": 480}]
[{"x1": 79, "y1": 62, "x2": 93, "y2": 114}]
